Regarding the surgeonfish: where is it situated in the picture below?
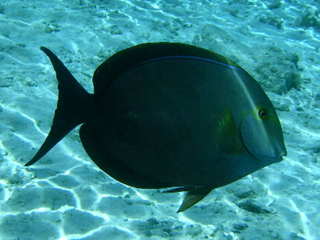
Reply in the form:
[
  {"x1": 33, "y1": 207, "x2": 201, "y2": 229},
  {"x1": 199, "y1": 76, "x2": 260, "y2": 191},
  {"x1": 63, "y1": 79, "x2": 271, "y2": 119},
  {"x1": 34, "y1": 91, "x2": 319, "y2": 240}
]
[{"x1": 25, "y1": 43, "x2": 287, "y2": 212}]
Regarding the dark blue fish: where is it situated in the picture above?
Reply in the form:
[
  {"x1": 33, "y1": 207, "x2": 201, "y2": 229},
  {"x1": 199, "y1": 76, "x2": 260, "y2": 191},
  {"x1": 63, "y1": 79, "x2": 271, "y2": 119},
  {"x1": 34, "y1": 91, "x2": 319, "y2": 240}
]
[{"x1": 26, "y1": 43, "x2": 286, "y2": 212}]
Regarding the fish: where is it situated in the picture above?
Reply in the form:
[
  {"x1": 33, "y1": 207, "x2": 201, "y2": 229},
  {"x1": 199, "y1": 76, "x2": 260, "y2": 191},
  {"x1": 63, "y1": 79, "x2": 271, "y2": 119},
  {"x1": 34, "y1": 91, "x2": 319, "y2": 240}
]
[{"x1": 25, "y1": 42, "x2": 287, "y2": 212}]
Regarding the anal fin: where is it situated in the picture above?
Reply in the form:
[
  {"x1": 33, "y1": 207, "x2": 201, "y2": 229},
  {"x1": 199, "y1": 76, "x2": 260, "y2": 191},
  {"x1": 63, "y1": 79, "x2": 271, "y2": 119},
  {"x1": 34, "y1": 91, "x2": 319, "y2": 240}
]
[{"x1": 177, "y1": 187, "x2": 212, "y2": 213}]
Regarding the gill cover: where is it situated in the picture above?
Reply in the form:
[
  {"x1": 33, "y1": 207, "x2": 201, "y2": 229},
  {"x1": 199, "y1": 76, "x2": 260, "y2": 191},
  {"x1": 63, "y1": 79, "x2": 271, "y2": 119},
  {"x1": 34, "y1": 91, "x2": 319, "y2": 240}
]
[{"x1": 240, "y1": 107, "x2": 286, "y2": 162}]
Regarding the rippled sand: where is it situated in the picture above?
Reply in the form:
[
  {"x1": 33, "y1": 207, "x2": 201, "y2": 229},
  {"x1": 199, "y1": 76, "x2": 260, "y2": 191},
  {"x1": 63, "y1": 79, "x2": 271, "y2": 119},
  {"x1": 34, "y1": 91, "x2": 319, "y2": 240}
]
[{"x1": 0, "y1": 0, "x2": 319, "y2": 239}]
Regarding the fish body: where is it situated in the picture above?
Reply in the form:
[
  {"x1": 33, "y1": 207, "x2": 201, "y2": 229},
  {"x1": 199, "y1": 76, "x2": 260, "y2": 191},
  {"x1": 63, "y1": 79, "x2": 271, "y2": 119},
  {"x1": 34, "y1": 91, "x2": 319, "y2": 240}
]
[{"x1": 26, "y1": 43, "x2": 286, "y2": 212}]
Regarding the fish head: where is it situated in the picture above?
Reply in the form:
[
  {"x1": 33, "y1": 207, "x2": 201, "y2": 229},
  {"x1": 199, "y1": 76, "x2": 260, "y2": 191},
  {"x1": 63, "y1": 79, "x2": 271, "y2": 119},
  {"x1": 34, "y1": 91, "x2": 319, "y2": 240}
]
[{"x1": 240, "y1": 104, "x2": 286, "y2": 163}]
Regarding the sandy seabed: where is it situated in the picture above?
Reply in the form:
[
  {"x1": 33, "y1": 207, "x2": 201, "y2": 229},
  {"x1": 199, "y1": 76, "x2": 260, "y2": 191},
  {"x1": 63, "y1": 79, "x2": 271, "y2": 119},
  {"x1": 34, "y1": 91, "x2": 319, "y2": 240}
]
[{"x1": 0, "y1": 0, "x2": 320, "y2": 239}]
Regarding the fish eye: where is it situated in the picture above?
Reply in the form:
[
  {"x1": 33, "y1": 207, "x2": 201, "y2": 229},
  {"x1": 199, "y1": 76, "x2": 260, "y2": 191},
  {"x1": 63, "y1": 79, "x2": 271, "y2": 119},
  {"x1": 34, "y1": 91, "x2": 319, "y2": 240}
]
[{"x1": 258, "y1": 108, "x2": 267, "y2": 119}]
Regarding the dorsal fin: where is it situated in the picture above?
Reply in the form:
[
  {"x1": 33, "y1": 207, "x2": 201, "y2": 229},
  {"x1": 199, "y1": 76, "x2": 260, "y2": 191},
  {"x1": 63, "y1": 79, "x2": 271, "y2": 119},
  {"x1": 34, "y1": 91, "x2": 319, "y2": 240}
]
[{"x1": 92, "y1": 42, "x2": 240, "y2": 96}]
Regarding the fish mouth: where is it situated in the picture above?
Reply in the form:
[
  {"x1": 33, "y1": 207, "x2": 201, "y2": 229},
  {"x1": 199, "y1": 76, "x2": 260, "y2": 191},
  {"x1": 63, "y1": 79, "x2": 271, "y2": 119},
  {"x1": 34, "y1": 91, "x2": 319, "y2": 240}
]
[
  {"x1": 273, "y1": 144, "x2": 287, "y2": 161},
  {"x1": 280, "y1": 149, "x2": 287, "y2": 157},
  {"x1": 252, "y1": 147, "x2": 287, "y2": 163}
]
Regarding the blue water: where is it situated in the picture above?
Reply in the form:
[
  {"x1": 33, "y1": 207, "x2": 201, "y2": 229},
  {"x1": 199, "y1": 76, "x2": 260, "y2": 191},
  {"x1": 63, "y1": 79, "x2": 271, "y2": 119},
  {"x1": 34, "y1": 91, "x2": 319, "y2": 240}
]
[{"x1": 0, "y1": 0, "x2": 319, "y2": 239}]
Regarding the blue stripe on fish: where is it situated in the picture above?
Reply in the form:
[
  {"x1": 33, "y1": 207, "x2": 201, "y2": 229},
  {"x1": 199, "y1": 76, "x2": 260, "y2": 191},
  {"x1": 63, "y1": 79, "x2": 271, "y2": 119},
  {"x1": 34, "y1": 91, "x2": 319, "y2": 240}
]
[{"x1": 143, "y1": 55, "x2": 240, "y2": 70}]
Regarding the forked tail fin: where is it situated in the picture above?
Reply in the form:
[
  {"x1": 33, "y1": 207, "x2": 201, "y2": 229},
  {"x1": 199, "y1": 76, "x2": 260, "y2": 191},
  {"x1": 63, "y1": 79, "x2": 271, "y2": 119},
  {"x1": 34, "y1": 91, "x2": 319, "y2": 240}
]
[{"x1": 25, "y1": 47, "x2": 93, "y2": 166}]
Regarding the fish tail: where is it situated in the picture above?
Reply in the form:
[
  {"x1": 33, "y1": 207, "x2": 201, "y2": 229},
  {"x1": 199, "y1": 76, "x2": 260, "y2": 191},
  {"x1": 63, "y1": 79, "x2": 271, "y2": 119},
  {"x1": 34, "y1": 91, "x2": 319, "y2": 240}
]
[{"x1": 25, "y1": 47, "x2": 93, "y2": 166}]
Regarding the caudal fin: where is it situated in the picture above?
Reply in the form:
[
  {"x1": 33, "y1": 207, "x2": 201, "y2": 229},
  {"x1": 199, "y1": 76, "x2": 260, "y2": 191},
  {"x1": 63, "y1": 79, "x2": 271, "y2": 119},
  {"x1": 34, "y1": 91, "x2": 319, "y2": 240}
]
[{"x1": 25, "y1": 47, "x2": 93, "y2": 166}]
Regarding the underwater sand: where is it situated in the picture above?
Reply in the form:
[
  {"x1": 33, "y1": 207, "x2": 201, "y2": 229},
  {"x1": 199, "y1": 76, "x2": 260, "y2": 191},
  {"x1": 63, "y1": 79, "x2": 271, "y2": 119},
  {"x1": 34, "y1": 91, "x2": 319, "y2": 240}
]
[{"x1": 0, "y1": 0, "x2": 320, "y2": 239}]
